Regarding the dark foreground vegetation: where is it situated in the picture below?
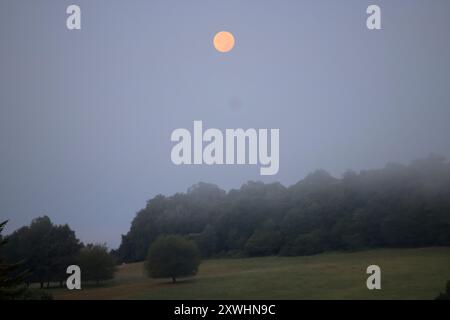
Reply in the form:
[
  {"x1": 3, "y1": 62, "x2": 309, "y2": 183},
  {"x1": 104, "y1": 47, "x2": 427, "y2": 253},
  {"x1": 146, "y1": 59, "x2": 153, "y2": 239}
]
[
  {"x1": 1, "y1": 217, "x2": 116, "y2": 292},
  {"x1": 116, "y1": 154, "x2": 450, "y2": 262}
]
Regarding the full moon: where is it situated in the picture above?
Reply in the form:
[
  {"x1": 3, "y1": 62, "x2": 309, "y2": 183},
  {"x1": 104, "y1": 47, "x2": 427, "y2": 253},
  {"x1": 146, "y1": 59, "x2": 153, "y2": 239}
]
[{"x1": 213, "y1": 31, "x2": 235, "y2": 53}]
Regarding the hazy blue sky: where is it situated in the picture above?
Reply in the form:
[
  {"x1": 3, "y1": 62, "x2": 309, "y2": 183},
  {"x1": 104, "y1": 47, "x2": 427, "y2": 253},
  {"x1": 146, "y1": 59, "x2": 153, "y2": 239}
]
[{"x1": 1, "y1": 0, "x2": 449, "y2": 248}]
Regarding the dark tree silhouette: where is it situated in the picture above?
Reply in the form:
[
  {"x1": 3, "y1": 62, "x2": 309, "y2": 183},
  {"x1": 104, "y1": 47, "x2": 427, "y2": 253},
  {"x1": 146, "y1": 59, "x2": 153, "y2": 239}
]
[
  {"x1": 2, "y1": 216, "x2": 82, "y2": 288},
  {"x1": 0, "y1": 221, "x2": 26, "y2": 299},
  {"x1": 145, "y1": 235, "x2": 201, "y2": 283}
]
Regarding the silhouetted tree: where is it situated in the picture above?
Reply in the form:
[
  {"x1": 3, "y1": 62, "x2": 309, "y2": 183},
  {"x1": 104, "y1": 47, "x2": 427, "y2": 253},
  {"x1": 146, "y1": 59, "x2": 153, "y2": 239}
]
[
  {"x1": 145, "y1": 235, "x2": 200, "y2": 283},
  {"x1": 3, "y1": 216, "x2": 82, "y2": 288}
]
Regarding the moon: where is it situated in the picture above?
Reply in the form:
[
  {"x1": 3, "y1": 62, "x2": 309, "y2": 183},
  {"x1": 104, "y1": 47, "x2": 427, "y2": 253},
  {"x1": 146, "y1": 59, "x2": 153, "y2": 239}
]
[{"x1": 213, "y1": 31, "x2": 235, "y2": 53}]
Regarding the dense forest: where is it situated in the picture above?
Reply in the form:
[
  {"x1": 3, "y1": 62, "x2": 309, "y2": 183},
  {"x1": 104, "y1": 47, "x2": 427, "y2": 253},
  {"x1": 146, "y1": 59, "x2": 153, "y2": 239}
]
[{"x1": 116, "y1": 155, "x2": 450, "y2": 262}]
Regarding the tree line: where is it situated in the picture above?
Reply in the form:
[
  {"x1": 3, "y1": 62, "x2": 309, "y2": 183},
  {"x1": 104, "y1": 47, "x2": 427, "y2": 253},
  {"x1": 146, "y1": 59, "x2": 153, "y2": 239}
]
[
  {"x1": 1, "y1": 217, "x2": 116, "y2": 290},
  {"x1": 116, "y1": 154, "x2": 450, "y2": 262}
]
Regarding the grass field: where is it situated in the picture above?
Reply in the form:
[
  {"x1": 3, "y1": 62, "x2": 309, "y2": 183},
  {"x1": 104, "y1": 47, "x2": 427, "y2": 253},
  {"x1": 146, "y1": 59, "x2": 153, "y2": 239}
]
[{"x1": 51, "y1": 247, "x2": 450, "y2": 300}]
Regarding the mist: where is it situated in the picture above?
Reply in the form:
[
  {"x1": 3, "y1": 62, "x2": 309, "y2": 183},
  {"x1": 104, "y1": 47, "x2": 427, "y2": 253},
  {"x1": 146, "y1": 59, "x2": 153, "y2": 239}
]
[{"x1": 1, "y1": 0, "x2": 450, "y2": 248}]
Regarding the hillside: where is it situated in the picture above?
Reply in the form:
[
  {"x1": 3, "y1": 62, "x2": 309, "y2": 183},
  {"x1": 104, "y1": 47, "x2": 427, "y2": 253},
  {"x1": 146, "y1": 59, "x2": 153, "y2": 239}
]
[{"x1": 53, "y1": 247, "x2": 450, "y2": 300}]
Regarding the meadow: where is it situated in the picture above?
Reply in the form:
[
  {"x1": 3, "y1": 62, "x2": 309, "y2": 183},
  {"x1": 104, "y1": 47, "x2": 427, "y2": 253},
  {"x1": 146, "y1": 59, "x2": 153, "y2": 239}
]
[{"x1": 52, "y1": 247, "x2": 450, "y2": 300}]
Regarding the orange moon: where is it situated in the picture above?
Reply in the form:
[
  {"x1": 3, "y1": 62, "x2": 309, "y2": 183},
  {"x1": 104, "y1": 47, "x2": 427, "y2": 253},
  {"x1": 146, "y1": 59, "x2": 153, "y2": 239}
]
[{"x1": 213, "y1": 31, "x2": 235, "y2": 53}]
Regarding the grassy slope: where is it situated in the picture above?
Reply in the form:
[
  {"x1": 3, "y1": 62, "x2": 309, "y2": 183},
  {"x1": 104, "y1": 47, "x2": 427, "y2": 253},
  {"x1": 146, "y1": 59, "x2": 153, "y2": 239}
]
[{"x1": 52, "y1": 247, "x2": 450, "y2": 300}]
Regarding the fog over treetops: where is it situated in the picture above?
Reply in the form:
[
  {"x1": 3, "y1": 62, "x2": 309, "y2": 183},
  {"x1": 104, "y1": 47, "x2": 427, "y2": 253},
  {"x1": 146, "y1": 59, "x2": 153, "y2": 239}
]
[{"x1": 116, "y1": 154, "x2": 450, "y2": 262}]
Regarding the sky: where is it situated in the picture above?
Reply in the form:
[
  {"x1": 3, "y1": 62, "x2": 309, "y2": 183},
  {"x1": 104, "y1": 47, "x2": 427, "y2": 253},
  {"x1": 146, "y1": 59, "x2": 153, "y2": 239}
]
[{"x1": 1, "y1": 0, "x2": 450, "y2": 248}]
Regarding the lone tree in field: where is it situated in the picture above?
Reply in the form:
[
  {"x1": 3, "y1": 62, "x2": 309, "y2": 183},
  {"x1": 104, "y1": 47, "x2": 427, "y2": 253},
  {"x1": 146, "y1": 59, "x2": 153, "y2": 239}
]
[
  {"x1": 78, "y1": 244, "x2": 117, "y2": 285},
  {"x1": 145, "y1": 235, "x2": 201, "y2": 283}
]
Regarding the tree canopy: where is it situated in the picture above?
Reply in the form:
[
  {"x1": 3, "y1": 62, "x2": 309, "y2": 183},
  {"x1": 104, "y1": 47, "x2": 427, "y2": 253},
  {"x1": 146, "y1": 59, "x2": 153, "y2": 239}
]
[{"x1": 145, "y1": 235, "x2": 201, "y2": 283}]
